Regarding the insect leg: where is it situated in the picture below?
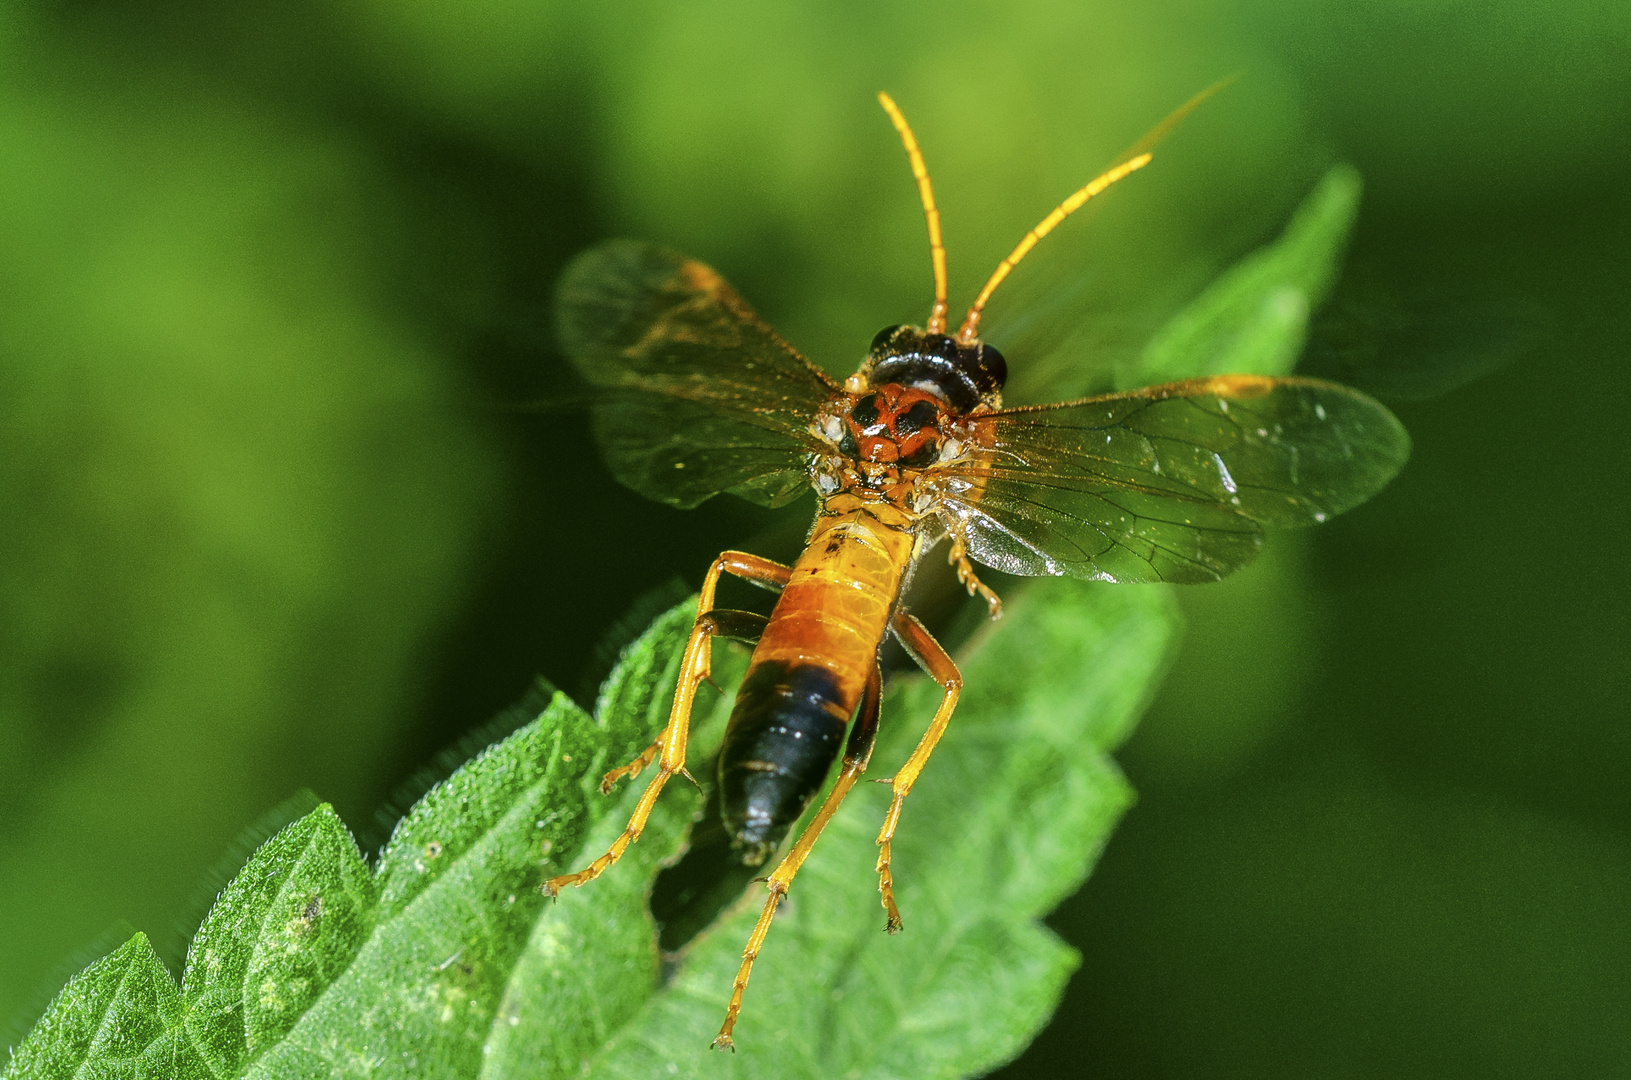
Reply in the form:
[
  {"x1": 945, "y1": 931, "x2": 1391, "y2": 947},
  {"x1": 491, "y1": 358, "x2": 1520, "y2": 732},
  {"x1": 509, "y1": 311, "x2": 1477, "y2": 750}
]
[
  {"x1": 544, "y1": 551, "x2": 790, "y2": 897},
  {"x1": 713, "y1": 658, "x2": 883, "y2": 1052},
  {"x1": 947, "y1": 532, "x2": 1003, "y2": 619},
  {"x1": 592, "y1": 607, "x2": 770, "y2": 794},
  {"x1": 875, "y1": 612, "x2": 962, "y2": 932}
]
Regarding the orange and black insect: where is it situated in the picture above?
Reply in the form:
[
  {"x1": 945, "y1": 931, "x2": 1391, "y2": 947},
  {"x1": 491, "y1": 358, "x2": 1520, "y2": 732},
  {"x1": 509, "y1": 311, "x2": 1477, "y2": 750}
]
[{"x1": 546, "y1": 92, "x2": 1410, "y2": 1050}]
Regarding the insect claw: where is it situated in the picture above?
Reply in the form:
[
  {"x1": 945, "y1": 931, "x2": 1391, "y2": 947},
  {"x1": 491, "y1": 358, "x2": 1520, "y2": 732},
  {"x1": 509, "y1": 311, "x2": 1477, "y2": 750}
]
[
  {"x1": 885, "y1": 914, "x2": 903, "y2": 934},
  {"x1": 711, "y1": 1034, "x2": 736, "y2": 1053}
]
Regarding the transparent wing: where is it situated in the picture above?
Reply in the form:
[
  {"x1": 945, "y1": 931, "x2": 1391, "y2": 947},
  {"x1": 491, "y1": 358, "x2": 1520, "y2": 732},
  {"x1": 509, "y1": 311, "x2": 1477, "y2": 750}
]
[
  {"x1": 1302, "y1": 282, "x2": 1550, "y2": 403},
  {"x1": 931, "y1": 375, "x2": 1410, "y2": 583},
  {"x1": 556, "y1": 240, "x2": 842, "y2": 509}
]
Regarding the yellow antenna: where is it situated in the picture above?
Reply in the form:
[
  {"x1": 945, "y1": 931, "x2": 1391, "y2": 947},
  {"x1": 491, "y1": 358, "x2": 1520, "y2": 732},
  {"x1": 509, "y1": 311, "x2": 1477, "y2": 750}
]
[
  {"x1": 955, "y1": 76, "x2": 1238, "y2": 344},
  {"x1": 1120, "y1": 75, "x2": 1237, "y2": 165},
  {"x1": 956, "y1": 153, "x2": 1151, "y2": 343},
  {"x1": 878, "y1": 92, "x2": 950, "y2": 335}
]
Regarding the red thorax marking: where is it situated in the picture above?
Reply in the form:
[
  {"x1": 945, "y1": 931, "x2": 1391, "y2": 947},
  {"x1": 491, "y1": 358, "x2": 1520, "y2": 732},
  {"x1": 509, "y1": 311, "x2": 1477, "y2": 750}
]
[{"x1": 846, "y1": 385, "x2": 947, "y2": 468}]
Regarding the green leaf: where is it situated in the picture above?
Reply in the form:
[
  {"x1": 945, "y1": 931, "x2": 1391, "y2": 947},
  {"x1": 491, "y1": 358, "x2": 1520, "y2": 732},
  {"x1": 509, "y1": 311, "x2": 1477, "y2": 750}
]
[
  {"x1": 182, "y1": 805, "x2": 376, "y2": 1071},
  {"x1": 7, "y1": 577, "x2": 1176, "y2": 1079},
  {"x1": 5, "y1": 604, "x2": 699, "y2": 1080},
  {"x1": 244, "y1": 605, "x2": 701, "y2": 1080},
  {"x1": 1134, "y1": 163, "x2": 1363, "y2": 385},
  {"x1": 575, "y1": 580, "x2": 1174, "y2": 1078},
  {"x1": 5, "y1": 932, "x2": 197, "y2": 1078},
  {"x1": 477, "y1": 686, "x2": 734, "y2": 1080}
]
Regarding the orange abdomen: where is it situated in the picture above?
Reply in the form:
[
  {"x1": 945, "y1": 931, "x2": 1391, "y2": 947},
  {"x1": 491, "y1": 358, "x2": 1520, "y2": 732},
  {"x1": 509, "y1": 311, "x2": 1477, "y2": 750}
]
[{"x1": 716, "y1": 502, "x2": 916, "y2": 863}]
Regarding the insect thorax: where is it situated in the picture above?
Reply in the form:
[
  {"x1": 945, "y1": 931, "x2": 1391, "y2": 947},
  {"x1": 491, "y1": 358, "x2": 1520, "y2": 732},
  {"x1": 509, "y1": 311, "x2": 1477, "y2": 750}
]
[{"x1": 807, "y1": 324, "x2": 1002, "y2": 518}]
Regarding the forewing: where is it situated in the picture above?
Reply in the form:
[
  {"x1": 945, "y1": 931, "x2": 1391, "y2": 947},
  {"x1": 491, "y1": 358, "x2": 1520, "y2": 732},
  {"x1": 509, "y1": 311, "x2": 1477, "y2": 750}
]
[
  {"x1": 933, "y1": 375, "x2": 1410, "y2": 583},
  {"x1": 556, "y1": 240, "x2": 841, "y2": 509}
]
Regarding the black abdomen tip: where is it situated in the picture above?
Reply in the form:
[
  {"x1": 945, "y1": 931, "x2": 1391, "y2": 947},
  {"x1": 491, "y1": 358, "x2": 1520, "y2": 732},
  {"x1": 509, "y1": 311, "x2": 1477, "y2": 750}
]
[{"x1": 718, "y1": 661, "x2": 849, "y2": 865}]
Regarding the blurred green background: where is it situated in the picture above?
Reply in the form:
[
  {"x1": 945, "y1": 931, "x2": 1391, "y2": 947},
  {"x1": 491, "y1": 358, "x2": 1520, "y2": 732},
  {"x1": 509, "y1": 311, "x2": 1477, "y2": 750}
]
[{"x1": 1, "y1": 0, "x2": 1626, "y2": 1075}]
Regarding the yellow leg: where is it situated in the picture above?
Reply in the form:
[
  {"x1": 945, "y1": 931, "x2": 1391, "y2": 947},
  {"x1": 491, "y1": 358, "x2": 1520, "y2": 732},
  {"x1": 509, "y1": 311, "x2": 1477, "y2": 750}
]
[
  {"x1": 712, "y1": 660, "x2": 883, "y2": 1051},
  {"x1": 542, "y1": 551, "x2": 790, "y2": 897},
  {"x1": 875, "y1": 612, "x2": 962, "y2": 933},
  {"x1": 595, "y1": 738, "x2": 660, "y2": 794},
  {"x1": 947, "y1": 533, "x2": 1003, "y2": 619}
]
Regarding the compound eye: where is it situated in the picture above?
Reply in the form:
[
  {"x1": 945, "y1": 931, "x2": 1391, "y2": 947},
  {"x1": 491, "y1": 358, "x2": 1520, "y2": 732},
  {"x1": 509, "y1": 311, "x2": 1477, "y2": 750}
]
[
  {"x1": 970, "y1": 342, "x2": 1007, "y2": 395},
  {"x1": 870, "y1": 325, "x2": 908, "y2": 356}
]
